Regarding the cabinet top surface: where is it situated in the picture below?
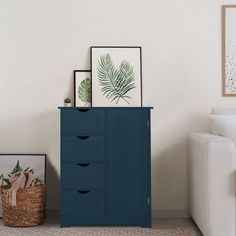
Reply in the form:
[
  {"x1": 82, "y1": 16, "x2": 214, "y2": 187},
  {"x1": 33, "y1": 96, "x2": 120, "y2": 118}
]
[{"x1": 58, "y1": 107, "x2": 153, "y2": 110}]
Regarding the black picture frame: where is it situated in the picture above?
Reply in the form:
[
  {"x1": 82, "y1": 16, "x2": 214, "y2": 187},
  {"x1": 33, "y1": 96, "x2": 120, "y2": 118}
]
[
  {"x1": 90, "y1": 46, "x2": 143, "y2": 107},
  {"x1": 74, "y1": 70, "x2": 92, "y2": 107},
  {"x1": 0, "y1": 153, "x2": 47, "y2": 182}
]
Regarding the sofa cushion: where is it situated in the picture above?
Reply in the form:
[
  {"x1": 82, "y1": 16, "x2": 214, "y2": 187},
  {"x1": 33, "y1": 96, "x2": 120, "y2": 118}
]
[
  {"x1": 210, "y1": 115, "x2": 236, "y2": 143},
  {"x1": 211, "y1": 108, "x2": 236, "y2": 115}
]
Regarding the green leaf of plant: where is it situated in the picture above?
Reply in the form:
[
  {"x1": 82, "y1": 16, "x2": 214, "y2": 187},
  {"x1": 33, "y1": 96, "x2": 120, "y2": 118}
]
[
  {"x1": 11, "y1": 160, "x2": 23, "y2": 175},
  {"x1": 78, "y1": 77, "x2": 92, "y2": 103},
  {"x1": 97, "y1": 54, "x2": 136, "y2": 104},
  {"x1": 3, "y1": 178, "x2": 11, "y2": 186}
]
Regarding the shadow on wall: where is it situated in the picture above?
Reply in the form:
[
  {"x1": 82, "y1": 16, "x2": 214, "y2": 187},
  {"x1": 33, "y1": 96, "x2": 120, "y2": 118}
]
[
  {"x1": 151, "y1": 112, "x2": 209, "y2": 216},
  {"x1": 46, "y1": 155, "x2": 60, "y2": 210},
  {"x1": 32, "y1": 110, "x2": 60, "y2": 209},
  {"x1": 0, "y1": 109, "x2": 60, "y2": 209},
  {"x1": 152, "y1": 139, "x2": 187, "y2": 214},
  {"x1": 65, "y1": 70, "x2": 74, "y2": 106}
]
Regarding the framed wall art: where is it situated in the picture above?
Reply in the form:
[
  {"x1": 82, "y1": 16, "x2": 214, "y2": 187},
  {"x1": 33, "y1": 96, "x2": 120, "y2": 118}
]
[
  {"x1": 0, "y1": 154, "x2": 46, "y2": 217},
  {"x1": 74, "y1": 70, "x2": 92, "y2": 107},
  {"x1": 91, "y1": 46, "x2": 143, "y2": 107},
  {"x1": 222, "y1": 5, "x2": 236, "y2": 96}
]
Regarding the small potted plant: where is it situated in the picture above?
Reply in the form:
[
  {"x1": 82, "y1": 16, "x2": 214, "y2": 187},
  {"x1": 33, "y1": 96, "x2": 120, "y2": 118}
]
[{"x1": 64, "y1": 98, "x2": 72, "y2": 107}]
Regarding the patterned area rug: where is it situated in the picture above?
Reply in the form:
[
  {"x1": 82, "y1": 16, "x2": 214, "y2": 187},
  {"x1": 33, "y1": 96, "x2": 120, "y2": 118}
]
[{"x1": 0, "y1": 225, "x2": 197, "y2": 236}]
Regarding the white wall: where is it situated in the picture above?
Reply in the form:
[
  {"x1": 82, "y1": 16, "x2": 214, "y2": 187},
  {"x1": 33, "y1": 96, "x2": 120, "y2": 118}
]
[{"x1": 0, "y1": 0, "x2": 235, "y2": 214}]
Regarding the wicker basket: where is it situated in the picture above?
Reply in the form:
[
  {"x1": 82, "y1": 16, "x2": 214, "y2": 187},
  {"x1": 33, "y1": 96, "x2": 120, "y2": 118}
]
[{"x1": 0, "y1": 185, "x2": 46, "y2": 227}]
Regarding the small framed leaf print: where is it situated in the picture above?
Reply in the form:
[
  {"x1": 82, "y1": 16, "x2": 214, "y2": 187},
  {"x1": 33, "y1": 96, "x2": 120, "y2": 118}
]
[
  {"x1": 74, "y1": 70, "x2": 92, "y2": 107},
  {"x1": 91, "y1": 46, "x2": 143, "y2": 107}
]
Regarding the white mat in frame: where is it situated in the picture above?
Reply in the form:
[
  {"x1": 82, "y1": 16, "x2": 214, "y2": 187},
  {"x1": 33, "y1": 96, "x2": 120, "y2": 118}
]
[{"x1": 91, "y1": 46, "x2": 143, "y2": 107}]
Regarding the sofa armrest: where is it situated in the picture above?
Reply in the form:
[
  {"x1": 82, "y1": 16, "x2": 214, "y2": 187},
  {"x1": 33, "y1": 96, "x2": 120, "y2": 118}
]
[{"x1": 188, "y1": 133, "x2": 236, "y2": 236}]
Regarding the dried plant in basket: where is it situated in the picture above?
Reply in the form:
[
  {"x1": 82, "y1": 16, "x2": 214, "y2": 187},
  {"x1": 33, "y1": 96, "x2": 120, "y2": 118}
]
[{"x1": 0, "y1": 161, "x2": 46, "y2": 227}]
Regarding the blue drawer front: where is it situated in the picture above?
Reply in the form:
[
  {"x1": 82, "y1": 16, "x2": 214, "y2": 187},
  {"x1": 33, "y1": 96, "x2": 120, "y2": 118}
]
[
  {"x1": 61, "y1": 163, "x2": 104, "y2": 189},
  {"x1": 61, "y1": 109, "x2": 105, "y2": 134},
  {"x1": 61, "y1": 189, "x2": 104, "y2": 215},
  {"x1": 61, "y1": 136, "x2": 104, "y2": 162}
]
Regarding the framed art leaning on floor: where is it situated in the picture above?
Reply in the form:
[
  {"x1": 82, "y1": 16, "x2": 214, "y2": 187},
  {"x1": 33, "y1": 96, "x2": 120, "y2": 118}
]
[{"x1": 0, "y1": 154, "x2": 46, "y2": 217}]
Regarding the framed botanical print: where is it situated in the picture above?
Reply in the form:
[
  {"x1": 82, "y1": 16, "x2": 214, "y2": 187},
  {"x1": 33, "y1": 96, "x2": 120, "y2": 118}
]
[
  {"x1": 74, "y1": 70, "x2": 92, "y2": 107},
  {"x1": 0, "y1": 154, "x2": 46, "y2": 217},
  {"x1": 91, "y1": 46, "x2": 143, "y2": 106},
  {"x1": 222, "y1": 5, "x2": 236, "y2": 96}
]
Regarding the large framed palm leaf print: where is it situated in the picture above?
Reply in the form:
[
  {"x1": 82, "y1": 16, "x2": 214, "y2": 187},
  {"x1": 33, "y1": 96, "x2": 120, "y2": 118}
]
[{"x1": 91, "y1": 46, "x2": 142, "y2": 106}]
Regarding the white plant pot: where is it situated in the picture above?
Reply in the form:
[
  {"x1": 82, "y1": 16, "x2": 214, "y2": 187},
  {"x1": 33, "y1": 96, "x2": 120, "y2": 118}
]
[{"x1": 64, "y1": 102, "x2": 72, "y2": 107}]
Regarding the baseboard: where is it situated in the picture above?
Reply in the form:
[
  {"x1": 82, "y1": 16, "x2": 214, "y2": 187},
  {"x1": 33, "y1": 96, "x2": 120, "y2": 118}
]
[
  {"x1": 46, "y1": 208, "x2": 60, "y2": 217},
  {"x1": 152, "y1": 209, "x2": 189, "y2": 219},
  {"x1": 45, "y1": 208, "x2": 188, "y2": 219}
]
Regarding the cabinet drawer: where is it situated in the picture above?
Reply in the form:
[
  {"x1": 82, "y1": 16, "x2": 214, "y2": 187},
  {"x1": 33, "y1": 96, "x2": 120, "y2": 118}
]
[
  {"x1": 62, "y1": 163, "x2": 104, "y2": 189},
  {"x1": 61, "y1": 109, "x2": 105, "y2": 134},
  {"x1": 61, "y1": 136, "x2": 104, "y2": 162},
  {"x1": 61, "y1": 189, "x2": 104, "y2": 215}
]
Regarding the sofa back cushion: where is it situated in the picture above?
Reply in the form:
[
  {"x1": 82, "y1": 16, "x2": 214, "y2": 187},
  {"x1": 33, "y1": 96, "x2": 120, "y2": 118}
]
[
  {"x1": 210, "y1": 114, "x2": 236, "y2": 143},
  {"x1": 211, "y1": 108, "x2": 236, "y2": 115}
]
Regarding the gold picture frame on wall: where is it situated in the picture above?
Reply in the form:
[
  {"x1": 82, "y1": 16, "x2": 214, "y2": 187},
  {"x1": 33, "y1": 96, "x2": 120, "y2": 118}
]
[{"x1": 222, "y1": 5, "x2": 236, "y2": 96}]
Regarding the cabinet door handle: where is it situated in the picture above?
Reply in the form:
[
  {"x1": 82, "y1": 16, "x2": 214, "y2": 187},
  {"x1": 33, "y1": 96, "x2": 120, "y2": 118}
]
[
  {"x1": 77, "y1": 136, "x2": 90, "y2": 140},
  {"x1": 76, "y1": 108, "x2": 89, "y2": 112},
  {"x1": 77, "y1": 163, "x2": 90, "y2": 167},
  {"x1": 77, "y1": 190, "x2": 90, "y2": 194}
]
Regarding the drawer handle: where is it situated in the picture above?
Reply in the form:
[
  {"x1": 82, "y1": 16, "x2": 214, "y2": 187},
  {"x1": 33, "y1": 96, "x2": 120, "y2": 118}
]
[
  {"x1": 77, "y1": 163, "x2": 90, "y2": 167},
  {"x1": 77, "y1": 190, "x2": 90, "y2": 194},
  {"x1": 77, "y1": 108, "x2": 89, "y2": 112},
  {"x1": 77, "y1": 136, "x2": 90, "y2": 140}
]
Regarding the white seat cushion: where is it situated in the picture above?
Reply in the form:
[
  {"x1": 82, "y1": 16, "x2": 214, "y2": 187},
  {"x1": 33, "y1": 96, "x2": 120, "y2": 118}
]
[{"x1": 189, "y1": 133, "x2": 236, "y2": 236}]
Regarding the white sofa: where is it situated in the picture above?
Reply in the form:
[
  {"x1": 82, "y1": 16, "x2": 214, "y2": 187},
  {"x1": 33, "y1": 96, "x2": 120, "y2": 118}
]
[{"x1": 189, "y1": 108, "x2": 236, "y2": 236}]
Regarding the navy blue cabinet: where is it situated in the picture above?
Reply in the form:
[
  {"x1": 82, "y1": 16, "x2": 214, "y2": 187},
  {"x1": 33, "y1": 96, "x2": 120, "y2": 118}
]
[{"x1": 59, "y1": 107, "x2": 152, "y2": 227}]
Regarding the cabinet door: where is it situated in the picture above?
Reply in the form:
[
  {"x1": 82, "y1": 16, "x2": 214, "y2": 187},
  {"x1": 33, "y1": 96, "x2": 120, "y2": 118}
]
[{"x1": 107, "y1": 109, "x2": 150, "y2": 216}]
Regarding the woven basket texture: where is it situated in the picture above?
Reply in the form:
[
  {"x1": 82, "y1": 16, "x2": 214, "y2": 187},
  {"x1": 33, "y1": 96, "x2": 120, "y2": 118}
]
[{"x1": 1, "y1": 185, "x2": 46, "y2": 227}]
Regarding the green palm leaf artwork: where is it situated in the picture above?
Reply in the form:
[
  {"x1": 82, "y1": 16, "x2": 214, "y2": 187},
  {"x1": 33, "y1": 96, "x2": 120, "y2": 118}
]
[
  {"x1": 78, "y1": 77, "x2": 92, "y2": 106},
  {"x1": 97, "y1": 54, "x2": 136, "y2": 104}
]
